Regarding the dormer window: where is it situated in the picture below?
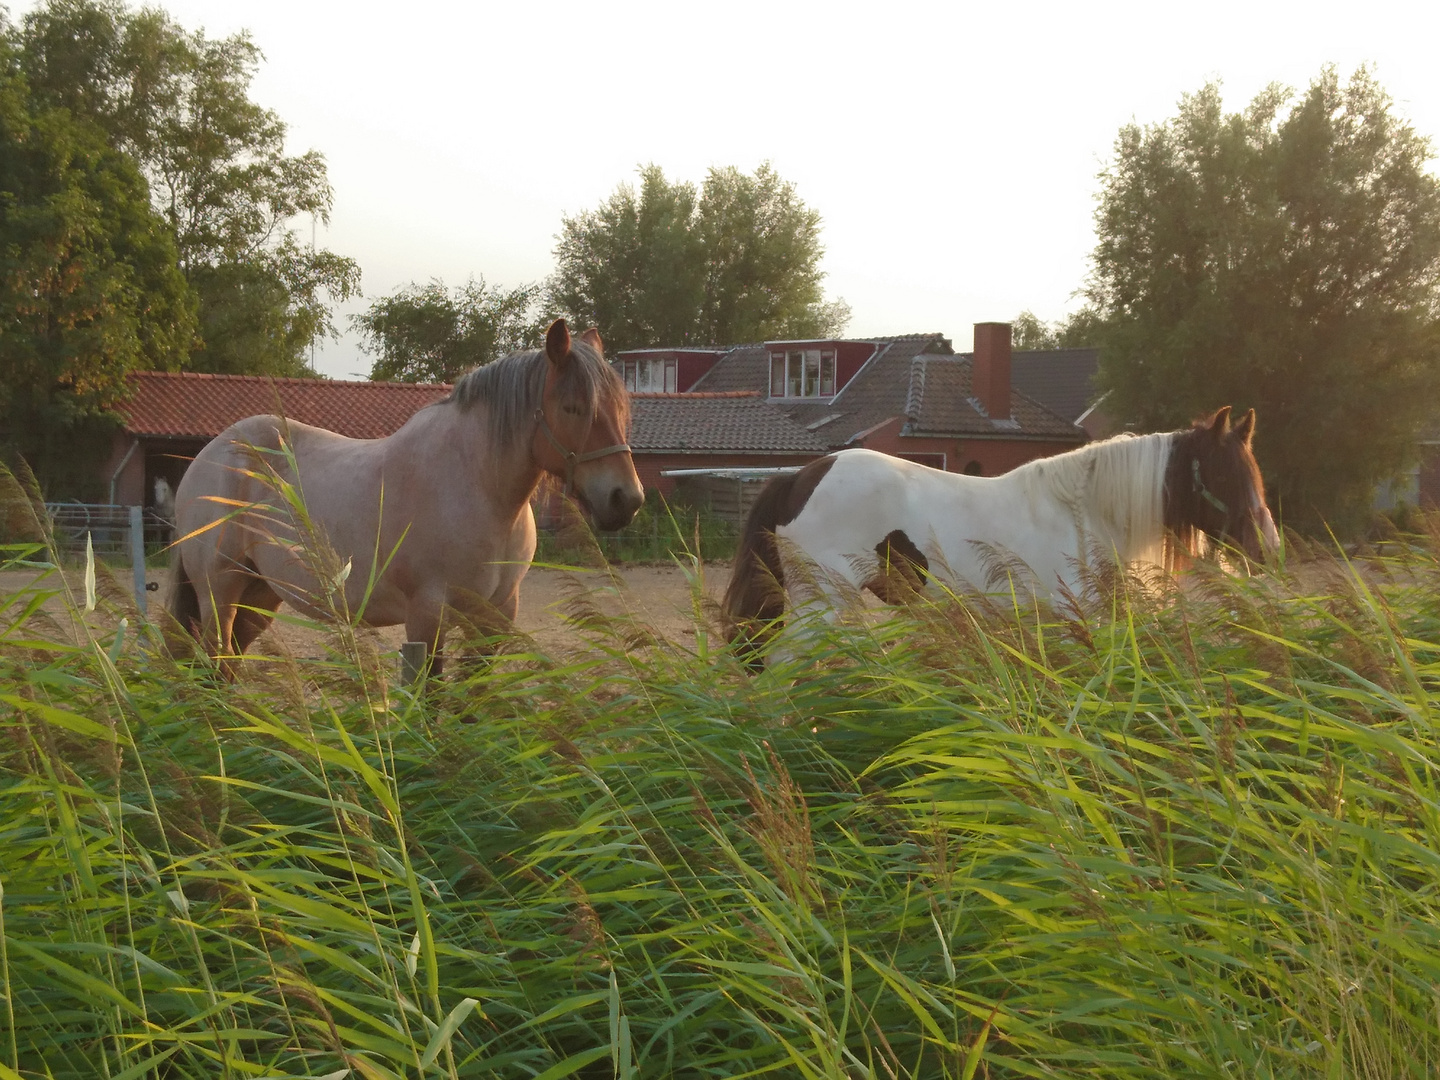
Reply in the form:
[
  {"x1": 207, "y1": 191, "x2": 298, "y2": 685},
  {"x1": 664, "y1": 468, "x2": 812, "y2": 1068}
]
[
  {"x1": 621, "y1": 357, "x2": 677, "y2": 393},
  {"x1": 769, "y1": 348, "x2": 836, "y2": 399}
]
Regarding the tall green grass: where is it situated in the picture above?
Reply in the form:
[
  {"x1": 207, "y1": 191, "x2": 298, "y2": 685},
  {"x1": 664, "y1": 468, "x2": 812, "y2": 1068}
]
[{"x1": 2, "y1": 506, "x2": 1439, "y2": 1077}]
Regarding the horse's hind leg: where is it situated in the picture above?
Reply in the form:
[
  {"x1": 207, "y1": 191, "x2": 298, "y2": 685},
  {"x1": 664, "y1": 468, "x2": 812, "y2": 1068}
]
[
  {"x1": 233, "y1": 575, "x2": 283, "y2": 652},
  {"x1": 192, "y1": 571, "x2": 246, "y2": 679},
  {"x1": 192, "y1": 565, "x2": 276, "y2": 678}
]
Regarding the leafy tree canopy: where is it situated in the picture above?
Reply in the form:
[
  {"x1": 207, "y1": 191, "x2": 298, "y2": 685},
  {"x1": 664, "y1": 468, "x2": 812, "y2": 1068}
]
[
  {"x1": 0, "y1": 25, "x2": 194, "y2": 496},
  {"x1": 1086, "y1": 67, "x2": 1440, "y2": 534},
  {"x1": 354, "y1": 278, "x2": 542, "y2": 383},
  {"x1": 17, "y1": 0, "x2": 360, "y2": 376},
  {"x1": 1011, "y1": 308, "x2": 1103, "y2": 350},
  {"x1": 549, "y1": 163, "x2": 850, "y2": 353}
]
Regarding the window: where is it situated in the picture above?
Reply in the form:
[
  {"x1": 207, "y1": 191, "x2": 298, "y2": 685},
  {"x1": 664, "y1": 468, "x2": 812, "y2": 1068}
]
[
  {"x1": 622, "y1": 357, "x2": 677, "y2": 393},
  {"x1": 768, "y1": 349, "x2": 837, "y2": 398}
]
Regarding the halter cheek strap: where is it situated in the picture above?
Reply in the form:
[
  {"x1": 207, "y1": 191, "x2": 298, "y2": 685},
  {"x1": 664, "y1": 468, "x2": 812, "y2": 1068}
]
[
  {"x1": 534, "y1": 408, "x2": 632, "y2": 494},
  {"x1": 1191, "y1": 458, "x2": 1229, "y2": 515}
]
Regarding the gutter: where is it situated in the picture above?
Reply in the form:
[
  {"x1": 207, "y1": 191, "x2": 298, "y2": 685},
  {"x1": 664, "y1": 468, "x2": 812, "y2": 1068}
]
[
  {"x1": 903, "y1": 427, "x2": 1087, "y2": 443},
  {"x1": 108, "y1": 437, "x2": 140, "y2": 504}
]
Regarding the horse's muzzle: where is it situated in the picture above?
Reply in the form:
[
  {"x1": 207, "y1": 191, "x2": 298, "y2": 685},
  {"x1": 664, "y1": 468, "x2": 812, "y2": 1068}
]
[
  {"x1": 1242, "y1": 506, "x2": 1281, "y2": 561},
  {"x1": 579, "y1": 482, "x2": 644, "y2": 532}
]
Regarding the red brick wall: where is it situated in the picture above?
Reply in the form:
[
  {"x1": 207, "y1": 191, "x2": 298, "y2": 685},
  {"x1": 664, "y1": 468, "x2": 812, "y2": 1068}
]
[
  {"x1": 102, "y1": 433, "x2": 146, "y2": 505},
  {"x1": 854, "y1": 417, "x2": 1084, "y2": 477},
  {"x1": 675, "y1": 352, "x2": 722, "y2": 392},
  {"x1": 836, "y1": 341, "x2": 880, "y2": 391}
]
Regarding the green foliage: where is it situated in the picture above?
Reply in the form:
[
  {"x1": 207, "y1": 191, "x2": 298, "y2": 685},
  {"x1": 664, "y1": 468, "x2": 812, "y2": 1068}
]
[
  {"x1": 17, "y1": 0, "x2": 361, "y2": 377},
  {"x1": 1086, "y1": 67, "x2": 1440, "y2": 535},
  {"x1": 355, "y1": 277, "x2": 543, "y2": 383},
  {"x1": 533, "y1": 489, "x2": 740, "y2": 565},
  {"x1": 6, "y1": 458, "x2": 1440, "y2": 1076},
  {"x1": 549, "y1": 163, "x2": 850, "y2": 352},
  {"x1": 0, "y1": 27, "x2": 194, "y2": 497},
  {"x1": 1012, "y1": 307, "x2": 1105, "y2": 349}
]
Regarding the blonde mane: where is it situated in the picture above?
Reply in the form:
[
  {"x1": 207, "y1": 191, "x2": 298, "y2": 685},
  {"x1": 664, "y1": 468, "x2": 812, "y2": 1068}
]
[
  {"x1": 1011, "y1": 431, "x2": 1177, "y2": 568},
  {"x1": 439, "y1": 338, "x2": 629, "y2": 462}
]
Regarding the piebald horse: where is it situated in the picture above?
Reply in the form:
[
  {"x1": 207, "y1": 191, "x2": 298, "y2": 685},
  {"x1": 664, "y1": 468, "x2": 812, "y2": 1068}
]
[
  {"x1": 169, "y1": 319, "x2": 642, "y2": 675},
  {"x1": 722, "y1": 406, "x2": 1279, "y2": 664}
]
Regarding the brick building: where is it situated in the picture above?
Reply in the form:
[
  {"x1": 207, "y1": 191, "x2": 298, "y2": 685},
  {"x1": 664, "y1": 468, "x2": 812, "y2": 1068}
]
[
  {"x1": 615, "y1": 323, "x2": 1092, "y2": 485},
  {"x1": 103, "y1": 324, "x2": 1099, "y2": 517}
]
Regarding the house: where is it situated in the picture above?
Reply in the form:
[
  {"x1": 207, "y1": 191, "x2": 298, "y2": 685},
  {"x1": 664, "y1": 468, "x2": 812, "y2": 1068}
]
[
  {"x1": 104, "y1": 323, "x2": 1099, "y2": 524},
  {"x1": 625, "y1": 391, "x2": 828, "y2": 491},
  {"x1": 615, "y1": 323, "x2": 1090, "y2": 485}
]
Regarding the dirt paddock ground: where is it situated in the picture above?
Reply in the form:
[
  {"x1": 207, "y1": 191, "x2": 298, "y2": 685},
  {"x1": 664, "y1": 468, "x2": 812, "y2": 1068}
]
[
  {"x1": 2, "y1": 546, "x2": 1415, "y2": 671},
  {"x1": 0, "y1": 561, "x2": 736, "y2": 661}
]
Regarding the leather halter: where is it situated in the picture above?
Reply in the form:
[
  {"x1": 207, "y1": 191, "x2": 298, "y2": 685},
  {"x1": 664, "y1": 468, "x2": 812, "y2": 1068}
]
[
  {"x1": 1191, "y1": 458, "x2": 1229, "y2": 515},
  {"x1": 534, "y1": 408, "x2": 631, "y2": 494}
]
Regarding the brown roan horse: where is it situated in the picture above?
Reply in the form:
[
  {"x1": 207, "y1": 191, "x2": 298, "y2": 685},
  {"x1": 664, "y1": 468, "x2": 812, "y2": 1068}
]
[{"x1": 168, "y1": 319, "x2": 643, "y2": 675}]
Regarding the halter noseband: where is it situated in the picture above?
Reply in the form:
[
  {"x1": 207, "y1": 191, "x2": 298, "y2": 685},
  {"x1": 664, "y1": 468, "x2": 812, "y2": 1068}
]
[{"x1": 534, "y1": 408, "x2": 631, "y2": 494}]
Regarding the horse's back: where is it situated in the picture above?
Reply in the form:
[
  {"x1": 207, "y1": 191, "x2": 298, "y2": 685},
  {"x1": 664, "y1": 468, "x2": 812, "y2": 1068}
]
[
  {"x1": 778, "y1": 448, "x2": 1071, "y2": 595},
  {"x1": 777, "y1": 449, "x2": 961, "y2": 571}
]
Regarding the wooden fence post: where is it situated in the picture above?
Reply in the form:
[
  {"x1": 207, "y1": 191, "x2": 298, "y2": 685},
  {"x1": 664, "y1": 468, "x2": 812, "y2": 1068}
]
[
  {"x1": 129, "y1": 505, "x2": 147, "y2": 619},
  {"x1": 401, "y1": 641, "x2": 428, "y2": 687}
]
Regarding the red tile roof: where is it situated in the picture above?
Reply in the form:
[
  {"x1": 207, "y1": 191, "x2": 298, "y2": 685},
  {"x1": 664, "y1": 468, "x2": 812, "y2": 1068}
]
[
  {"x1": 904, "y1": 356, "x2": 1084, "y2": 440},
  {"x1": 629, "y1": 392, "x2": 828, "y2": 453},
  {"x1": 122, "y1": 371, "x2": 450, "y2": 440}
]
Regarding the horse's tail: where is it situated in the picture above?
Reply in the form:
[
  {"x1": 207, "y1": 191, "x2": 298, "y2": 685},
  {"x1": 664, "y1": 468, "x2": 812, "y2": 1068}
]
[
  {"x1": 723, "y1": 462, "x2": 827, "y2": 668},
  {"x1": 165, "y1": 551, "x2": 201, "y2": 651}
]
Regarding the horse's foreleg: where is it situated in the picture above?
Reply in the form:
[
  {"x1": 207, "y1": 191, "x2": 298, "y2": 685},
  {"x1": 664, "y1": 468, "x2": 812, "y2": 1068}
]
[
  {"x1": 404, "y1": 605, "x2": 445, "y2": 680},
  {"x1": 447, "y1": 588, "x2": 518, "y2": 680}
]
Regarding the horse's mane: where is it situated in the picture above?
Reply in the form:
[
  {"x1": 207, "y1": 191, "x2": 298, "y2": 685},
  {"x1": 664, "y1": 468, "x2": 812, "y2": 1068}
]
[
  {"x1": 1010, "y1": 431, "x2": 1177, "y2": 567},
  {"x1": 439, "y1": 339, "x2": 629, "y2": 459}
]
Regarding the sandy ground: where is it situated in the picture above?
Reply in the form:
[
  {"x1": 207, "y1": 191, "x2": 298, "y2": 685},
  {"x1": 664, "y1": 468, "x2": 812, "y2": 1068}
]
[{"x1": 0, "y1": 561, "x2": 735, "y2": 660}]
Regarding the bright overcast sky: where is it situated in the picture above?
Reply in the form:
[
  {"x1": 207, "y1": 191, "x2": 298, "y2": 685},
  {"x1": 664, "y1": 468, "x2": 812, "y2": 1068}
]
[{"x1": 16, "y1": 0, "x2": 1440, "y2": 378}]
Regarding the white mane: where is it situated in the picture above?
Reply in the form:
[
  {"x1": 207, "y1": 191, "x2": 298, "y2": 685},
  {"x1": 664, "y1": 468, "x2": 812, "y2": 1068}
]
[{"x1": 1010, "y1": 431, "x2": 1177, "y2": 569}]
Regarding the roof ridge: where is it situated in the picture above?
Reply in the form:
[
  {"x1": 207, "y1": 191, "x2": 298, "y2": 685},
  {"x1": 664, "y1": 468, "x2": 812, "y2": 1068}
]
[
  {"x1": 904, "y1": 356, "x2": 927, "y2": 420},
  {"x1": 132, "y1": 370, "x2": 450, "y2": 390}
]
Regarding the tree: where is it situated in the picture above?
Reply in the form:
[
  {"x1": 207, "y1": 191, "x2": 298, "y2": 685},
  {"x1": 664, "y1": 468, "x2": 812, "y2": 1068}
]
[
  {"x1": 17, "y1": 0, "x2": 360, "y2": 376},
  {"x1": 1011, "y1": 308, "x2": 1105, "y2": 350},
  {"x1": 1012, "y1": 311, "x2": 1060, "y2": 350},
  {"x1": 354, "y1": 278, "x2": 542, "y2": 383},
  {"x1": 549, "y1": 163, "x2": 849, "y2": 352},
  {"x1": 0, "y1": 28, "x2": 194, "y2": 496},
  {"x1": 1085, "y1": 68, "x2": 1440, "y2": 534}
]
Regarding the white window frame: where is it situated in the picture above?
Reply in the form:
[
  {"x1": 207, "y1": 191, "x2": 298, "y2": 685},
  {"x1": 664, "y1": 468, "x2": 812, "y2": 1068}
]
[
  {"x1": 623, "y1": 357, "x2": 677, "y2": 393},
  {"x1": 768, "y1": 348, "x2": 837, "y2": 400}
]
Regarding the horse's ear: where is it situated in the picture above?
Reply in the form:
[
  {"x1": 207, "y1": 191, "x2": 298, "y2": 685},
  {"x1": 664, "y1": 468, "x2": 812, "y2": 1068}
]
[
  {"x1": 1233, "y1": 407, "x2": 1255, "y2": 446},
  {"x1": 578, "y1": 326, "x2": 604, "y2": 355},
  {"x1": 545, "y1": 319, "x2": 572, "y2": 366},
  {"x1": 1208, "y1": 406, "x2": 1232, "y2": 438}
]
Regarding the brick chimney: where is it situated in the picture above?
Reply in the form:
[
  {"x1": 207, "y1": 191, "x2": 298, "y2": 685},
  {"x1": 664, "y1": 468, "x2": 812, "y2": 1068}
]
[{"x1": 972, "y1": 322, "x2": 1012, "y2": 420}]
